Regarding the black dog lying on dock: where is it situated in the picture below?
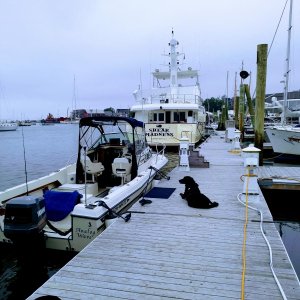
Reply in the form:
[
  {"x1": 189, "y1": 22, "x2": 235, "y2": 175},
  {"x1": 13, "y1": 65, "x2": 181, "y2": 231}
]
[{"x1": 179, "y1": 176, "x2": 219, "y2": 209}]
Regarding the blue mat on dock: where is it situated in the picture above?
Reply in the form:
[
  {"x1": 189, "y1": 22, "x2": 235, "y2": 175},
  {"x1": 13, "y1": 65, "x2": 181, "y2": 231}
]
[{"x1": 144, "y1": 187, "x2": 176, "y2": 199}]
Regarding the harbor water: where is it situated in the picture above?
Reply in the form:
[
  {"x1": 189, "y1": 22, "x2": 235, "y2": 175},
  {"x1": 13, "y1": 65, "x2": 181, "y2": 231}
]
[
  {"x1": 0, "y1": 124, "x2": 299, "y2": 299},
  {"x1": 0, "y1": 124, "x2": 79, "y2": 300}
]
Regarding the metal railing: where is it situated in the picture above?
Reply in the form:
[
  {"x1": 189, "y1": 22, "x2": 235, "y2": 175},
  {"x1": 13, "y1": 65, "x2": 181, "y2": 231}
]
[{"x1": 150, "y1": 94, "x2": 201, "y2": 104}]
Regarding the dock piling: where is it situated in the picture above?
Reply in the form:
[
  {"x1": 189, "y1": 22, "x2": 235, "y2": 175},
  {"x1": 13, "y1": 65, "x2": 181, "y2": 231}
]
[{"x1": 255, "y1": 44, "x2": 268, "y2": 165}]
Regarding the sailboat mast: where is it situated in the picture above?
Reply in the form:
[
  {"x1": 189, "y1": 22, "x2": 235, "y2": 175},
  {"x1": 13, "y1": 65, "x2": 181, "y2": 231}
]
[
  {"x1": 72, "y1": 75, "x2": 77, "y2": 119},
  {"x1": 282, "y1": 0, "x2": 293, "y2": 124}
]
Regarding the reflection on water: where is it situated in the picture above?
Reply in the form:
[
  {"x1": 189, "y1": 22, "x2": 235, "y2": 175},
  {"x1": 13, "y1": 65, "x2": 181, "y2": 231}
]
[
  {"x1": 275, "y1": 221, "x2": 300, "y2": 280},
  {"x1": 5, "y1": 233, "x2": 48, "y2": 299},
  {"x1": 5, "y1": 263, "x2": 48, "y2": 300},
  {"x1": 0, "y1": 243, "x2": 76, "y2": 300},
  {"x1": 259, "y1": 184, "x2": 300, "y2": 280}
]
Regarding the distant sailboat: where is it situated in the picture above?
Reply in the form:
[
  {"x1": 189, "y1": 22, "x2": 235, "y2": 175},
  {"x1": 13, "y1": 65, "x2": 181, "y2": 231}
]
[
  {"x1": 265, "y1": 0, "x2": 300, "y2": 156},
  {"x1": 70, "y1": 75, "x2": 80, "y2": 124},
  {"x1": 0, "y1": 121, "x2": 18, "y2": 131}
]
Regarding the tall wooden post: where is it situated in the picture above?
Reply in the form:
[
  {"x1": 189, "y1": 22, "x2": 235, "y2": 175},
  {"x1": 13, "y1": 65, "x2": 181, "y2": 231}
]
[
  {"x1": 217, "y1": 104, "x2": 226, "y2": 130},
  {"x1": 244, "y1": 84, "x2": 255, "y2": 128},
  {"x1": 239, "y1": 84, "x2": 245, "y2": 139},
  {"x1": 233, "y1": 72, "x2": 238, "y2": 128},
  {"x1": 234, "y1": 96, "x2": 239, "y2": 128},
  {"x1": 255, "y1": 44, "x2": 268, "y2": 165}
]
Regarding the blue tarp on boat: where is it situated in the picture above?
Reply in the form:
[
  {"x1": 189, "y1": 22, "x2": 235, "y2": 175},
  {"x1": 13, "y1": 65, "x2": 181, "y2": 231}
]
[{"x1": 44, "y1": 190, "x2": 82, "y2": 221}]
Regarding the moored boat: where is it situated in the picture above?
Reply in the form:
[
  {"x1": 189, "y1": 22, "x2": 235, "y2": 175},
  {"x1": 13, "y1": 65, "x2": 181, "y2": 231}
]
[
  {"x1": 130, "y1": 31, "x2": 206, "y2": 149},
  {"x1": 18, "y1": 120, "x2": 32, "y2": 126},
  {"x1": 0, "y1": 116, "x2": 168, "y2": 252},
  {"x1": 0, "y1": 121, "x2": 18, "y2": 131},
  {"x1": 265, "y1": 125, "x2": 300, "y2": 155},
  {"x1": 41, "y1": 113, "x2": 60, "y2": 125},
  {"x1": 265, "y1": 0, "x2": 300, "y2": 156}
]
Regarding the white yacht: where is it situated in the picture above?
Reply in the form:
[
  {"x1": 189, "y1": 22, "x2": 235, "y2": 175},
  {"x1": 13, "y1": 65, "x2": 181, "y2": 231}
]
[{"x1": 130, "y1": 31, "x2": 206, "y2": 148}]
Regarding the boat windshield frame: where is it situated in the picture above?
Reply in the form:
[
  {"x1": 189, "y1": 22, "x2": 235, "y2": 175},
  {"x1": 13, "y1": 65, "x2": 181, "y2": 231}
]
[
  {"x1": 79, "y1": 116, "x2": 143, "y2": 129},
  {"x1": 75, "y1": 116, "x2": 148, "y2": 184},
  {"x1": 78, "y1": 116, "x2": 145, "y2": 150}
]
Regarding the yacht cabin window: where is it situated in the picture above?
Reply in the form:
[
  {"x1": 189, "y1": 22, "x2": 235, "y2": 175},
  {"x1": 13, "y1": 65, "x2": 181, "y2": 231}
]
[
  {"x1": 159, "y1": 113, "x2": 164, "y2": 121},
  {"x1": 153, "y1": 112, "x2": 165, "y2": 122},
  {"x1": 173, "y1": 112, "x2": 186, "y2": 122}
]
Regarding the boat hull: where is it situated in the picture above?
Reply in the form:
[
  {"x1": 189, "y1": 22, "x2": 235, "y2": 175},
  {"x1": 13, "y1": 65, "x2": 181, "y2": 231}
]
[
  {"x1": 0, "y1": 154, "x2": 168, "y2": 252},
  {"x1": 0, "y1": 123, "x2": 18, "y2": 131},
  {"x1": 145, "y1": 122, "x2": 204, "y2": 147},
  {"x1": 266, "y1": 127, "x2": 300, "y2": 155}
]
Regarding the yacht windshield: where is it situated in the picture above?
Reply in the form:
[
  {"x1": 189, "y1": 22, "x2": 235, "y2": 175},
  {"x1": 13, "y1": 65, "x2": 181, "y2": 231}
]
[{"x1": 79, "y1": 121, "x2": 135, "y2": 150}]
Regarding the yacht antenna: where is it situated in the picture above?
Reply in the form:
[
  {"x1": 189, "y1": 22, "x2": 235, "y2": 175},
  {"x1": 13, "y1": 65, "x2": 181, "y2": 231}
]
[
  {"x1": 72, "y1": 74, "x2": 77, "y2": 120},
  {"x1": 83, "y1": 146, "x2": 87, "y2": 206},
  {"x1": 282, "y1": 0, "x2": 293, "y2": 125}
]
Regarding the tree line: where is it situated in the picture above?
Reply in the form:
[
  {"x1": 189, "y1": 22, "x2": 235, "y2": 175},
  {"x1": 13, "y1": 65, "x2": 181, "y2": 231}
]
[{"x1": 203, "y1": 97, "x2": 233, "y2": 113}]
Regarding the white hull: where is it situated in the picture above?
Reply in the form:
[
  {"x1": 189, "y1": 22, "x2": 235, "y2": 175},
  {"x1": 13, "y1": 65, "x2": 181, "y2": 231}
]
[
  {"x1": 0, "y1": 154, "x2": 167, "y2": 251},
  {"x1": 144, "y1": 122, "x2": 204, "y2": 147},
  {"x1": 266, "y1": 126, "x2": 300, "y2": 155},
  {"x1": 0, "y1": 122, "x2": 18, "y2": 131}
]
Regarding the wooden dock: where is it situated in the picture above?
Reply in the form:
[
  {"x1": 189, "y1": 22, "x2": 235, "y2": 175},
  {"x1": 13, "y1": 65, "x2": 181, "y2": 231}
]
[{"x1": 28, "y1": 132, "x2": 300, "y2": 299}]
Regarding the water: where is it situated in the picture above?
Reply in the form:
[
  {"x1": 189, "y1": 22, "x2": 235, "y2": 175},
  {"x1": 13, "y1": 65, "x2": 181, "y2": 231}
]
[
  {"x1": 0, "y1": 124, "x2": 79, "y2": 300},
  {"x1": 0, "y1": 124, "x2": 78, "y2": 191},
  {"x1": 0, "y1": 125, "x2": 299, "y2": 299},
  {"x1": 275, "y1": 221, "x2": 300, "y2": 278}
]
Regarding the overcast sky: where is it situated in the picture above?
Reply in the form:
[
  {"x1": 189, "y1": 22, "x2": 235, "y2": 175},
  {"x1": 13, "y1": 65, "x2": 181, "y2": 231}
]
[{"x1": 0, "y1": 0, "x2": 299, "y2": 120}]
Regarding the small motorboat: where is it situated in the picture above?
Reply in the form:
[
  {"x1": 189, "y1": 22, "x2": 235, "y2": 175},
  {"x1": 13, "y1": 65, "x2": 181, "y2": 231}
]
[{"x1": 0, "y1": 116, "x2": 168, "y2": 252}]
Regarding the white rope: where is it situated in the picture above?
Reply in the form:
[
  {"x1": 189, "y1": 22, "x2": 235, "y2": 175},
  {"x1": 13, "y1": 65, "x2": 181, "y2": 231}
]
[{"x1": 237, "y1": 193, "x2": 288, "y2": 300}]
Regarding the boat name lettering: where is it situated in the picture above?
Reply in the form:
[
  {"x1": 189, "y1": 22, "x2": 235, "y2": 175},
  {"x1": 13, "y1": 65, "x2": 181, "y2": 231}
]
[
  {"x1": 75, "y1": 227, "x2": 96, "y2": 239},
  {"x1": 288, "y1": 137, "x2": 300, "y2": 143},
  {"x1": 146, "y1": 128, "x2": 174, "y2": 137}
]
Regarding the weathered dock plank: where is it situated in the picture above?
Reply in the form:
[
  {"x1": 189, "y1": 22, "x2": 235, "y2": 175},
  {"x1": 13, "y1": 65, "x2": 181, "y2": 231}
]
[
  {"x1": 258, "y1": 165, "x2": 300, "y2": 180},
  {"x1": 27, "y1": 132, "x2": 300, "y2": 299}
]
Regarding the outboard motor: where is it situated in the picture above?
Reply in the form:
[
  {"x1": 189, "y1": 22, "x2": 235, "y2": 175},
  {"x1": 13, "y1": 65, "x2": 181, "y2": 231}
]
[
  {"x1": 4, "y1": 196, "x2": 47, "y2": 271},
  {"x1": 4, "y1": 196, "x2": 46, "y2": 240},
  {"x1": 4, "y1": 196, "x2": 48, "y2": 292}
]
